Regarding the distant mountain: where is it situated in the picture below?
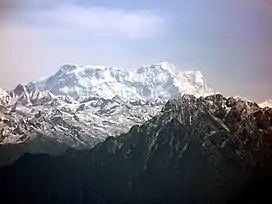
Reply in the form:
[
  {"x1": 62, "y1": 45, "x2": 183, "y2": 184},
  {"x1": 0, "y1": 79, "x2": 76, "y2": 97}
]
[
  {"x1": 259, "y1": 99, "x2": 272, "y2": 108},
  {"x1": 28, "y1": 61, "x2": 214, "y2": 101},
  {"x1": 0, "y1": 94, "x2": 271, "y2": 204}
]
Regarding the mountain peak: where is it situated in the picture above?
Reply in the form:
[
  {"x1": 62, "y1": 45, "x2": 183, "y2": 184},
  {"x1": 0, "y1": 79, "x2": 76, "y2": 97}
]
[
  {"x1": 59, "y1": 64, "x2": 78, "y2": 73},
  {"x1": 156, "y1": 60, "x2": 175, "y2": 69}
]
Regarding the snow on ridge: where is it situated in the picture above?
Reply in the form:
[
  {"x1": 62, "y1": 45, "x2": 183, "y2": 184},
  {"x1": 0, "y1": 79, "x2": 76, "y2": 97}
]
[
  {"x1": 259, "y1": 100, "x2": 272, "y2": 108},
  {"x1": 0, "y1": 88, "x2": 7, "y2": 97},
  {"x1": 233, "y1": 95, "x2": 252, "y2": 102},
  {"x1": 27, "y1": 62, "x2": 214, "y2": 102}
]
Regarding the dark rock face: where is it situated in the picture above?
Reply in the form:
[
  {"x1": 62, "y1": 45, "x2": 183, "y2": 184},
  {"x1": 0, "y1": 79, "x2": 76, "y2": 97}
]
[{"x1": 0, "y1": 94, "x2": 272, "y2": 204}]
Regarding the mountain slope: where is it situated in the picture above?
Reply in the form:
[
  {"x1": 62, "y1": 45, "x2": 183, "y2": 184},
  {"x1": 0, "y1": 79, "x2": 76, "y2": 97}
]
[
  {"x1": 0, "y1": 94, "x2": 271, "y2": 204},
  {"x1": 28, "y1": 61, "x2": 214, "y2": 101},
  {"x1": 0, "y1": 86, "x2": 163, "y2": 166}
]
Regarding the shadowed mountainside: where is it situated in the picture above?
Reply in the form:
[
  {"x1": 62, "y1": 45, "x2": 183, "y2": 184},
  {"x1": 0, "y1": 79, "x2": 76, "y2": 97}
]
[{"x1": 0, "y1": 94, "x2": 271, "y2": 204}]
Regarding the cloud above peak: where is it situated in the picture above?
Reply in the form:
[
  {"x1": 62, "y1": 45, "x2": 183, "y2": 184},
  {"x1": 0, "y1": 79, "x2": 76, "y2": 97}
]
[
  {"x1": 11, "y1": 4, "x2": 167, "y2": 39},
  {"x1": 0, "y1": 2, "x2": 170, "y2": 89}
]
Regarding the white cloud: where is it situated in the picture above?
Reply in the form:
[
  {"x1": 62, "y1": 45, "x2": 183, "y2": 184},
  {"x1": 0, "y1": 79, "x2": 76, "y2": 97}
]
[
  {"x1": 14, "y1": 4, "x2": 167, "y2": 39},
  {"x1": 0, "y1": 3, "x2": 169, "y2": 89}
]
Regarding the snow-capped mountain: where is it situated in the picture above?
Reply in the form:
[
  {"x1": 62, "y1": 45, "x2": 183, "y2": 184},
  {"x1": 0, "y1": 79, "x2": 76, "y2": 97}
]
[
  {"x1": 1, "y1": 61, "x2": 271, "y2": 203},
  {"x1": 28, "y1": 61, "x2": 214, "y2": 102},
  {"x1": 0, "y1": 61, "x2": 215, "y2": 165},
  {"x1": 259, "y1": 100, "x2": 272, "y2": 108}
]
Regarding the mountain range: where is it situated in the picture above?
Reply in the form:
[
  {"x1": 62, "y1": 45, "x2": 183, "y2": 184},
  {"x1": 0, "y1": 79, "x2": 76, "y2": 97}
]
[
  {"x1": 0, "y1": 61, "x2": 213, "y2": 166},
  {"x1": 0, "y1": 61, "x2": 271, "y2": 203}
]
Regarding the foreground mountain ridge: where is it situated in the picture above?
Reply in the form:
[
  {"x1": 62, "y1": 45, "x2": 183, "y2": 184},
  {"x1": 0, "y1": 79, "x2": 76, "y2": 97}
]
[{"x1": 0, "y1": 94, "x2": 271, "y2": 203}]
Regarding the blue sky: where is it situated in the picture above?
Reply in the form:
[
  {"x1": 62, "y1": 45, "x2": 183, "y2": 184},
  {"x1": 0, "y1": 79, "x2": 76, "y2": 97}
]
[{"x1": 0, "y1": 0, "x2": 271, "y2": 101}]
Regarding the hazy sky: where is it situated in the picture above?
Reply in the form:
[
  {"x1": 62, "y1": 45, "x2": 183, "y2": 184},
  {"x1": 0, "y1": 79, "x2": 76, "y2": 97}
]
[{"x1": 0, "y1": 0, "x2": 271, "y2": 102}]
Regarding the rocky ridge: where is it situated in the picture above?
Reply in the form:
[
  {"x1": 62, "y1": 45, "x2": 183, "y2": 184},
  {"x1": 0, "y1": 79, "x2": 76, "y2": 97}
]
[
  {"x1": 0, "y1": 94, "x2": 271, "y2": 203},
  {"x1": 0, "y1": 85, "x2": 163, "y2": 166}
]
